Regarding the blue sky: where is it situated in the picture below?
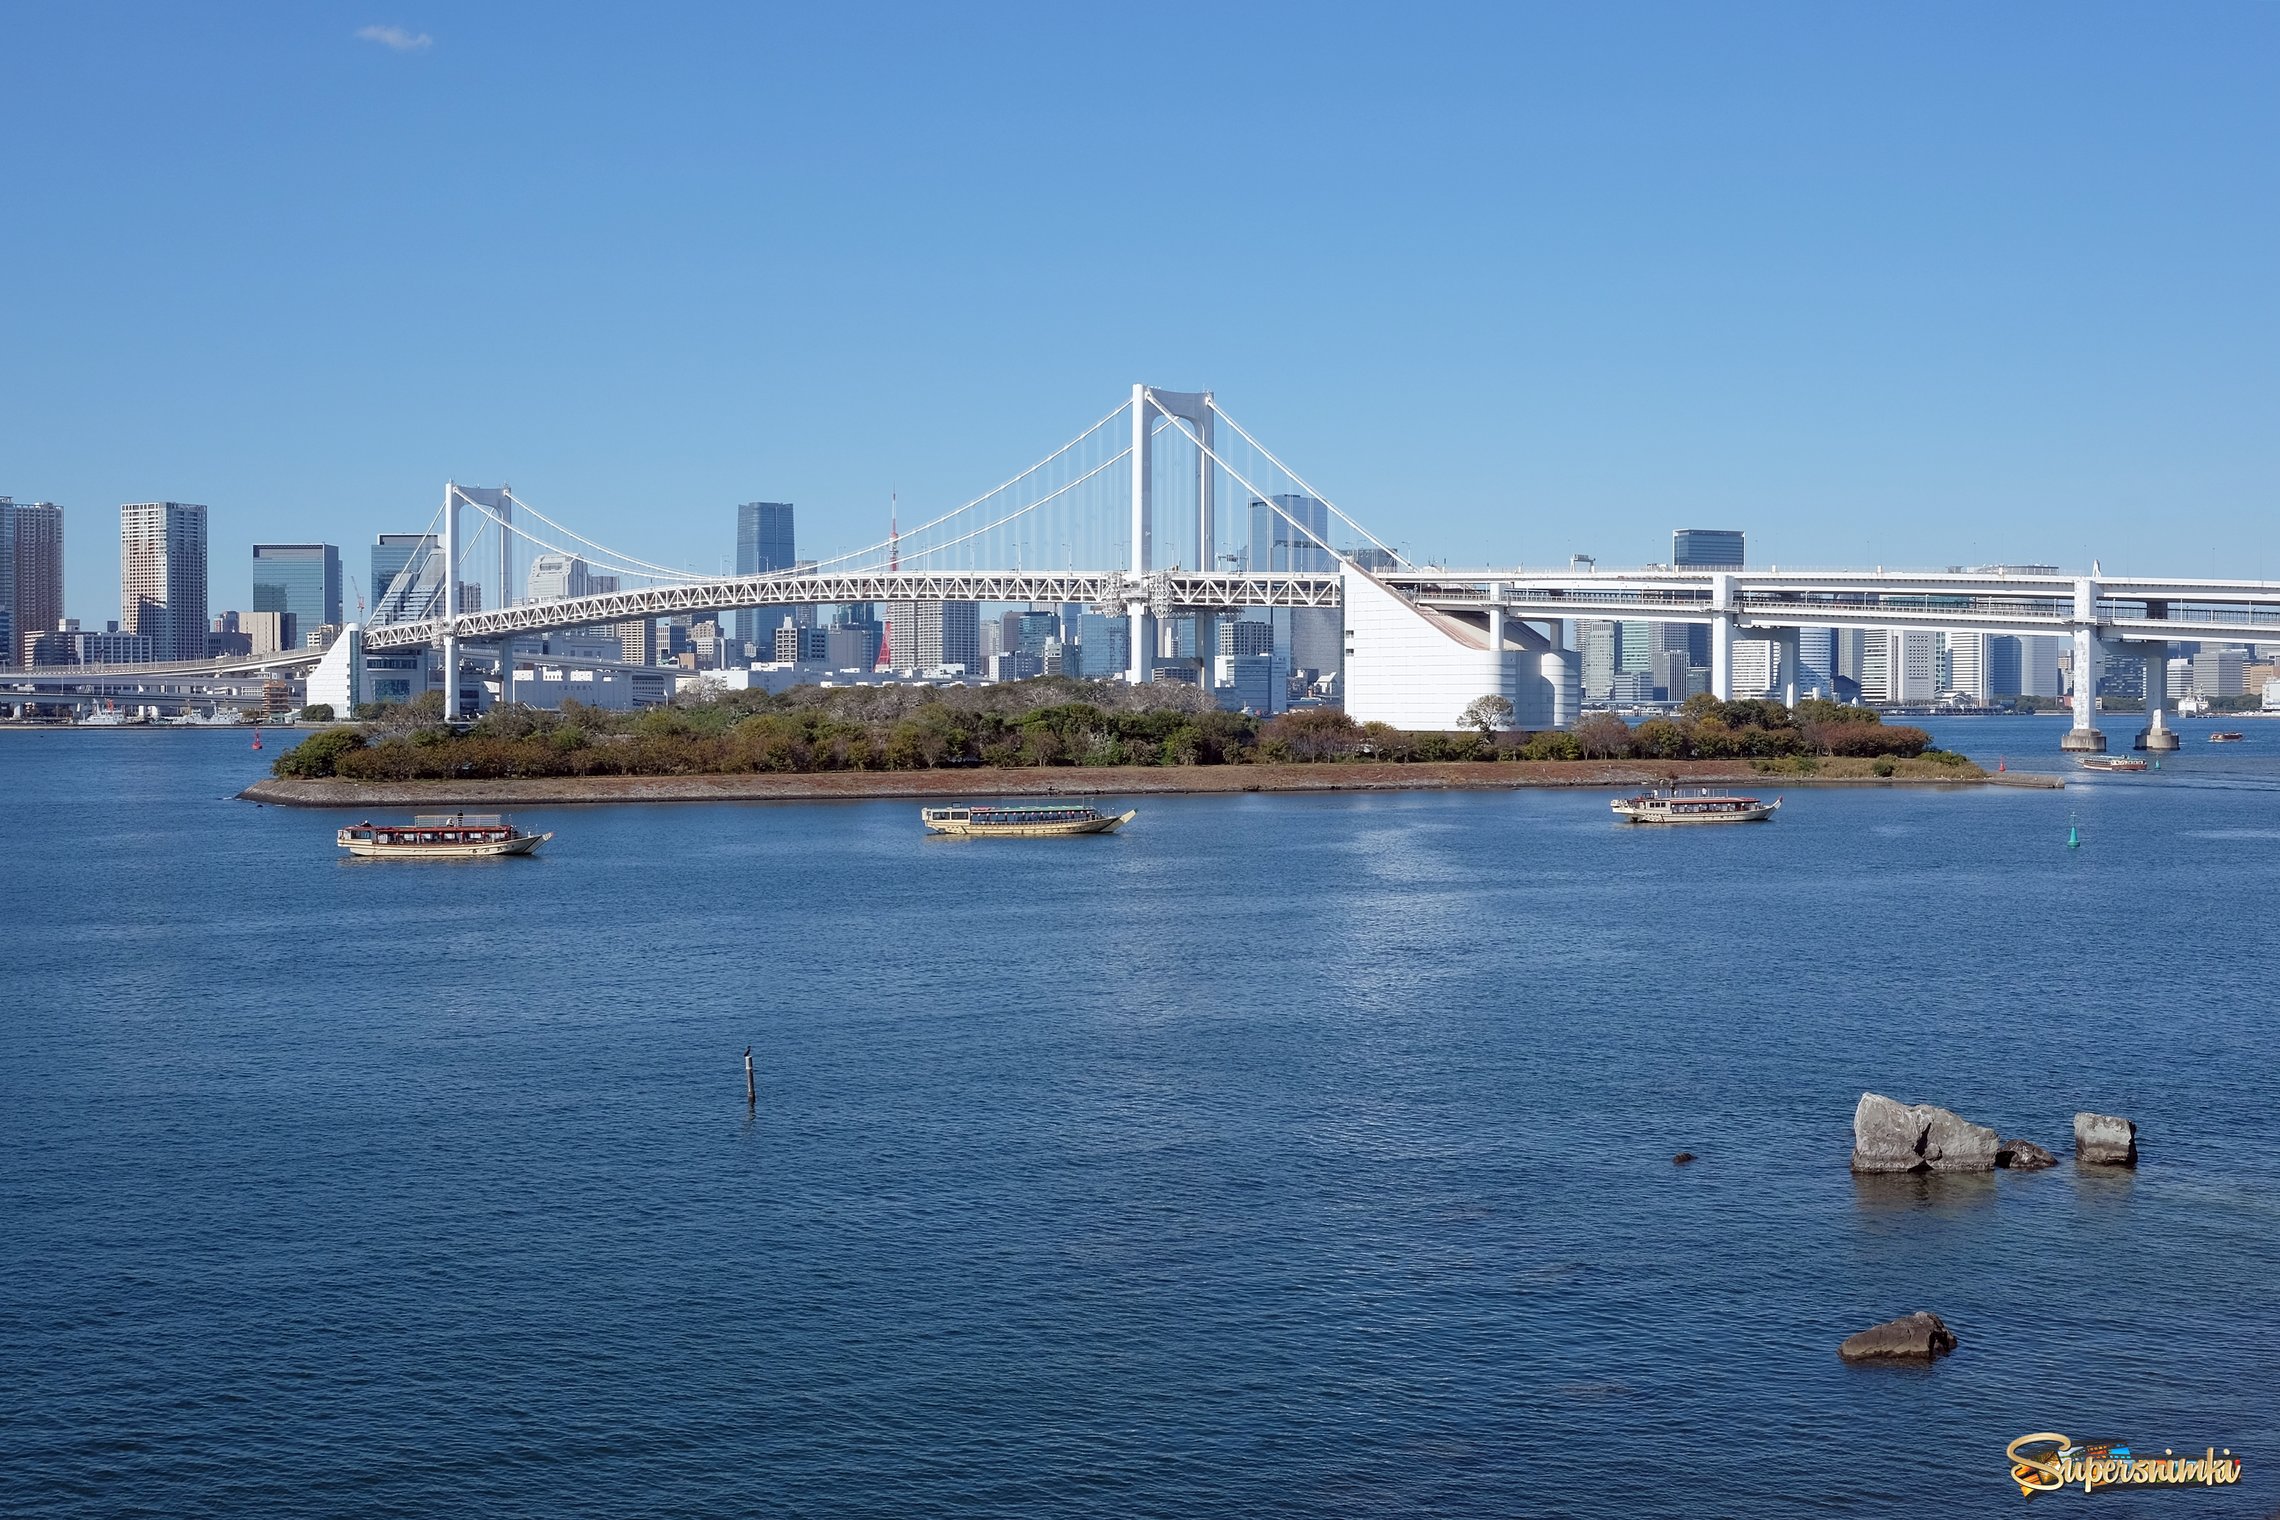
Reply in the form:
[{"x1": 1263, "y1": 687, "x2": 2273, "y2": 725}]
[{"x1": 5, "y1": 2, "x2": 2276, "y2": 620}]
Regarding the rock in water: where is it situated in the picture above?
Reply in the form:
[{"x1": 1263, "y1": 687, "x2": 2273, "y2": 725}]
[
  {"x1": 1850, "y1": 1093, "x2": 1927, "y2": 1173},
  {"x1": 1839, "y1": 1311, "x2": 1958, "y2": 1363},
  {"x1": 1672, "y1": 1152, "x2": 1696, "y2": 1166},
  {"x1": 2074, "y1": 1112, "x2": 2138, "y2": 1166},
  {"x1": 1849, "y1": 1093, "x2": 2002, "y2": 1173},
  {"x1": 1997, "y1": 1138, "x2": 2057, "y2": 1170},
  {"x1": 1920, "y1": 1106, "x2": 2001, "y2": 1172}
]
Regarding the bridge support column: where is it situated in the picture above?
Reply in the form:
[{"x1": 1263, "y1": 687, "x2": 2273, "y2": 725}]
[
  {"x1": 2060, "y1": 577, "x2": 2105, "y2": 752},
  {"x1": 498, "y1": 641, "x2": 515, "y2": 709},
  {"x1": 1707, "y1": 573, "x2": 1736, "y2": 701},
  {"x1": 440, "y1": 481, "x2": 461, "y2": 721},
  {"x1": 2061, "y1": 631, "x2": 2105, "y2": 749},
  {"x1": 1126, "y1": 601, "x2": 1150, "y2": 685},
  {"x1": 2129, "y1": 641, "x2": 2179, "y2": 751},
  {"x1": 1772, "y1": 626, "x2": 1802, "y2": 708}
]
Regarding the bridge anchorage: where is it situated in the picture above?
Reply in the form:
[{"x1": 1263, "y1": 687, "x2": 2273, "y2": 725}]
[{"x1": 338, "y1": 384, "x2": 2280, "y2": 742}]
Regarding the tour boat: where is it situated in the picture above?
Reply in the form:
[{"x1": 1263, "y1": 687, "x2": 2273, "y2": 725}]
[
  {"x1": 2077, "y1": 755, "x2": 2149, "y2": 773},
  {"x1": 2210, "y1": 731, "x2": 2246, "y2": 743},
  {"x1": 920, "y1": 803, "x2": 1136, "y2": 837},
  {"x1": 1610, "y1": 789, "x2": 1780, "y2": 824},
  {"x1": 336, "y1": 813, "x2": 553, "y2": 859}
]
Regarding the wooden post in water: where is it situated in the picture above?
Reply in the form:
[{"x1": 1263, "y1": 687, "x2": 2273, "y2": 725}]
[{"x1": 744, "y1": 1046, "x2": 756, "y2": 1107}]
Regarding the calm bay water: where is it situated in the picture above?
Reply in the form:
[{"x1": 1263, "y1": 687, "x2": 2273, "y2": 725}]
[{"x1": 4, "y1": 717, "x2": 2279, "y2": 1517}]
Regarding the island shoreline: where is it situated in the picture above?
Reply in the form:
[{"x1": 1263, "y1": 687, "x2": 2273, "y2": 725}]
[{"x1": 241, "y1": 759, "x2": 2048, "y2": 808}]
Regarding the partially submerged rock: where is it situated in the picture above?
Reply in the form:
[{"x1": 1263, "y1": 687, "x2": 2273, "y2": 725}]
[
  {"x1": 1839, "y1": 1311, "x2": 1957, "y2": 1363},
  {"x1": 1997, "y1": 1138, "x2": 2057, "y2": 1169},
  {"x1": 2074, "y1": 1112, "x2": 2138, "y2": 1166},
  {"x1": 1850, "y1": 1093, "x2": 2001, "y2": 1173},
  {"x1": 1671, "y1": 1152, "x2": 1696, "y2": 1166}
]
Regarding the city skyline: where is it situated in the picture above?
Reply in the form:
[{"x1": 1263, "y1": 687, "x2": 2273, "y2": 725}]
[{"x1": 7, "y1": 6, "x2": 2278, "y2": 622}]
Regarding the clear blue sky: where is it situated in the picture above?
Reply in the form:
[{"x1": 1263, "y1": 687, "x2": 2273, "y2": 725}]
[{"x1": 5, "y1": 2, "x2": 2276, "y2": 621}]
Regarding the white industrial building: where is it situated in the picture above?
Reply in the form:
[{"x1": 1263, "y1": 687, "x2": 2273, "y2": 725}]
[{"x1": 1340, "y1": 566, "x2": 1578, "y2": 731}]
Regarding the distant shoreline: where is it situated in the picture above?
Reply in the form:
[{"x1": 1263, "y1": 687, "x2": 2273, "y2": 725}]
[{"x1": 240, "y1": 758, "x2": 2038, "y2": 808}]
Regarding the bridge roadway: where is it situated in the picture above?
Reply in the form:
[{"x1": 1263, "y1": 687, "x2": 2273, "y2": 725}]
[{"x1": 361, "y1": 564, "x2": 2280, "y2": 650}]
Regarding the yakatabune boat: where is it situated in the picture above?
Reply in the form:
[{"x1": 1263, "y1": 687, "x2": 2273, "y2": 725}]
[
  {"x1": 920, "y1": 803, "x2": 1136, "y2": 837},
  {"x1": 1611, "y1": 789, "x2": 1780, "y2": 824},
  {"x1": 336, "y1": 814, "x2": 553, "y2": 859}
]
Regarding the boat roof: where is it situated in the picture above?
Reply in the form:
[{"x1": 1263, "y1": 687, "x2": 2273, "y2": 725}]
[{"x1": 410, "y1": 813, "x2": 506, "y2": 825}]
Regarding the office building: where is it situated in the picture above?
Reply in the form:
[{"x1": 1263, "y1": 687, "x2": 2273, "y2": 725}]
[
  {"x1": 244, "y1": 610, "x2": 296, "y2": 656},
  {"x1": 1654, "y1": 648, "x2": 1692, "y2": 702},
  {"x1": 1730, "y1": 640, "x2": 1777, "y2": 698},
  {"x1": 1673, "y1": 529, "x2": 1744, "y2": 665},
  {"x1": 8, "y1": 500, "x2": 63, "y2": 667},
  {"x1": 734, "y1": 502, "x2": 796, "y2": 651},
  {"x1": 1216, "y1": 651, "x2": 1289, "y2": 715},
  {"x1": 881, "y1": 600, "x2": 980, "y2": 671},
  {"x1": 1578, "y1": 620, "x2": 1620, "y2": 700},
  {"x1": 251, "y1": 544, "x2": 342, "y2": 648},
  {"x1": 120, "y1": 502, "x2": 209, "y2": 661},
  {"x1": 1672, "y1": 529, "x2": 1746, "y2": 570},
  {"x1": 2194, "y1": 647, "x2": 2246, "y2": 699},
  {"x1": 1860, "y1": 630, "x2": 1938, "y2": 704},
  {"x1": 26, "y1": 619, "x2": 154, "y2": 666},
  {"x1": 527, "y1": 553, "x2": 598, "y2": 601},
  {"x1": 1077, "y1": 612, "x2": 1130, "y2": 678},
  {"x1": 0, "y1": 499, "x2": 13, "y2": 665},
  {"x1": 371, "y1": 533, "x2": 440, "y2": 623},
  {"x1": 2019, "y1": 635, "x2": 2063, "y2": 698},
  {"x1": 824, "y1": 624, "x2": 877, "y2": 670},
  {"x1": 1946, "y1": 631, "x2": 1991, "y2": 704},
  {"x1": 614, "y1": 619, "x2": 657, "y2": 667},
  {"x1": 1794, "y1": 627, "x2": 1836, "y2": 699}
]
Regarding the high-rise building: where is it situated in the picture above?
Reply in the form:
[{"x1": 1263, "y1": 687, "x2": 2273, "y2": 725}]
[
  {"x1": 1860, "y1": 630, "x2": 1938, "y2": 703},
  {"x1": 251, "y1": 544, "x2": 342, "y2": 648},
  {"x1": 1671, "y1": 529, "x2": 1745, "y2": 569},
  {"x1": 1794, "y1": 627, "x2": 1836, "y2": 699},
  {"x1": 881, "y1": 600, "x2": 979, "y2": 670},
  {"x1": 735, "y1": 502, "x2": 796, "y2": 651},
  {"x1": 2195, "y1": 647, "x2": 2247, "y2": 699},
  {"x1": 1730, "y1": 640, "x2": 1776, "y2": 698},
  {"x1": 1077, "y1": 612, "x2": 1130, "y2": 678},
  {"x1": 0, "y1": 498, "x2": 15, "y2": 666},
  {"x1": 371, "y1": 533, "x2": 439, "y2": 623},
  {"x1": 1672, "y1": 530, "x2": 1744, "y2": 665},
  {"x1": 526, "y1": 553, "x2": 595, "y2": 601},
  {"x1": 120, "y1": 502, "x2": 209, "y2": 661},
  {"x1": 2019, "y1": 635, "x2": 2063, "y2": 698},
  {"x1": 1946, "y1": 631, "x2": 1991, "y2": 703},
  {"x1": 8, "y1": 500, "x2": 63, "y2": 668},
  {"x1": 1578, "y1": 620, "x2": 1620, "y2": 700}
]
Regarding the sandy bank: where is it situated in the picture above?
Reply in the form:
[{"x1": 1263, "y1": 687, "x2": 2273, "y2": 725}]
[{"x1": 240, "y1": 758, "x2": 2029, "y2": 808}]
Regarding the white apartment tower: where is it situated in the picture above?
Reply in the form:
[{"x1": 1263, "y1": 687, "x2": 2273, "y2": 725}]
[{"x1": 120, "y1": 502, "x2": 209, "y2": 661}]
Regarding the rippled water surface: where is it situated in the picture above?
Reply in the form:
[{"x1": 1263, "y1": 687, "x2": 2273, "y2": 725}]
[{"x1": 4, "y1": 719, "x2": 2279, "y2": 1517}]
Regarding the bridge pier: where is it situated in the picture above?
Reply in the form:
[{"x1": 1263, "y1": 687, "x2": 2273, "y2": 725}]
[
  {"x1": 1706, "y1": 574, "x2": 1737, "y2": 701},
  {"x1": 1772, "y1": 626, "x2": 1802, "y2": 708},
  {"x1": 2060, "y1": 611, "x2": 2105, "y2": 752},
  {"x1": 2122, "y1": 640, "x2": 2180, "y2": 750}
]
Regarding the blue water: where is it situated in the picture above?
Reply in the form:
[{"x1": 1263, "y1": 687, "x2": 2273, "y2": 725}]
[{"x1": 4, "y1": 719, "x2": 2278, "y2": 1517}]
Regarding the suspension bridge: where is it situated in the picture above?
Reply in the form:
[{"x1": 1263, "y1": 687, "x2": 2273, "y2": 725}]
[{"x1": 14, "y1": 382, "x2": 2280, "y2": 748}]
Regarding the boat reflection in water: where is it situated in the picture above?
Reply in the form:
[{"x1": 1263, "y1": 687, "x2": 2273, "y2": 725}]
[
  {"x1": 920, "y1": 803, "x2": 1136, "y2": 837},
  {"x1": 1611, "y1": 789, "x2": 1780, "y2": 824}
]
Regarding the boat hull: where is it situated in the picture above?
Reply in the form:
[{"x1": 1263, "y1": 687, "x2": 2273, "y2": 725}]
[
  {"x1": 1611, "y1": 803, "x2": 1778, "y2": 824},
  {"x1": 340, "y1": 832, "x2": 551, "y2": 859},
  {"x1": 922, "y1": 809, "x2": 1135, "y2": 837}
]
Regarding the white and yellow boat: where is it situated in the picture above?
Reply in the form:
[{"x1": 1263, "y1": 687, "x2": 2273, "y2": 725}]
[
  {"x1": 336, "y1": 813, "x2": 553, "y2": 859},
  {"x1": 1611, "y1": 789, "x2": 1780, "y2": 824},
  {"x1": 920, "y1": 803, "x2": 1135, "y2": 837}
]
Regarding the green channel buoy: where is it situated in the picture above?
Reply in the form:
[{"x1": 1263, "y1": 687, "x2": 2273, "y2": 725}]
[{"x1": 2067, "y1": 813, "x2": 2081, "y2": 850}]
